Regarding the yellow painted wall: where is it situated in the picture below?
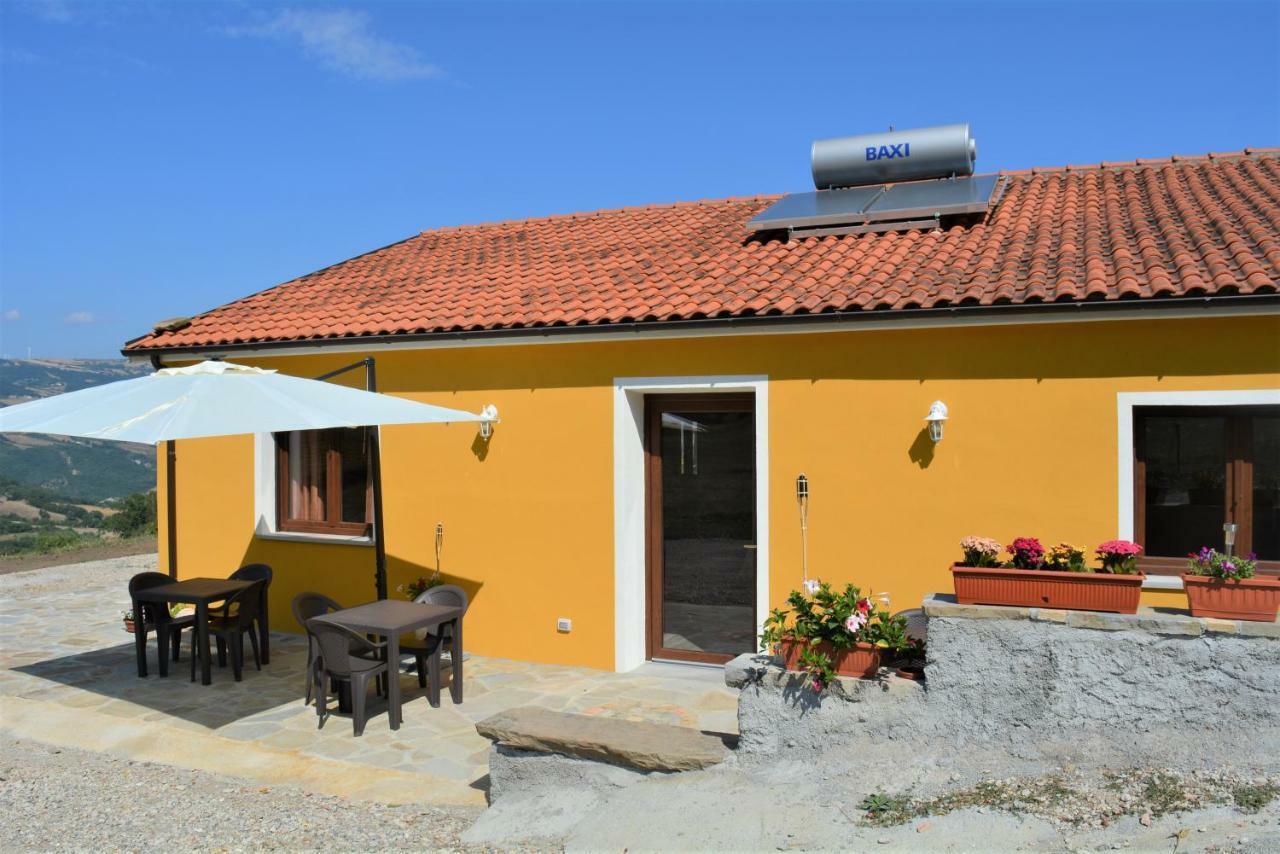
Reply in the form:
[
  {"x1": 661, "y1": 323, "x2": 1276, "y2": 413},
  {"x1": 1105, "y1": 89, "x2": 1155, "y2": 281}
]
[{"x1": 158, "y1": 315, "x2": 1280, "y2": 670}]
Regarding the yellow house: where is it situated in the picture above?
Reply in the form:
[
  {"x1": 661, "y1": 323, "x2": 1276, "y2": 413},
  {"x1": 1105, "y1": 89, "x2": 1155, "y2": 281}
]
[{"x1": 123, "y1": 149, "x2": 1280, "y2": 672}]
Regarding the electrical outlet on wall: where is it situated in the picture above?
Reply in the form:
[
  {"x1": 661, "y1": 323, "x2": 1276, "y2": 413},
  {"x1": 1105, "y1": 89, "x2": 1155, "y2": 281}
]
[{"x1": 556, "y1": 618, "x2": 572, "y2": 633}]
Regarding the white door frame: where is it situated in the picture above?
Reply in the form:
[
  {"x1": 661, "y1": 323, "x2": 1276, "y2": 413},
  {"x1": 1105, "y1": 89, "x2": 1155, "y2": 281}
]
[
  {"x1": 612, "y1": 375, "x2": 769, "y2": 672},
  {"x1": 1116, "y1": 388, "x2": 1280, "y2": 590}
]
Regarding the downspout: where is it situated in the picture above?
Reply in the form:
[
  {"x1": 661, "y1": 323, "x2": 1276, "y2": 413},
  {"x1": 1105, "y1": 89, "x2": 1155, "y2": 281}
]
[{"x1": 149, "y1": 353, "x2": 178, "y2": 579}]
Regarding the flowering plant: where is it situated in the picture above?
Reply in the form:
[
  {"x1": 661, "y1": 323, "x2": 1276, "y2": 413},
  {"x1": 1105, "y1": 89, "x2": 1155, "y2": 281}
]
[
  {"x1": 760, "y1": 581, "x2": 908, "y2": 691},
  {"x1": 959, "y1": 536, "x2": 1002, "y2": 567},
  {"x1": 397, "y1": 575, "x2": 442, "y2": 600},
  {"x1": 1044, "y1": 543, "x2": 1087, "y2": 573},
  {"x1": 1006, "y1": 537, "x2": 1045, "y2": 570},
  {"x1": 1186, "y1": 547, "x2": 1256, "y2": 580},
  {"x1": 1095, "y1": 539, "x2": 1142, "y2": 575}
]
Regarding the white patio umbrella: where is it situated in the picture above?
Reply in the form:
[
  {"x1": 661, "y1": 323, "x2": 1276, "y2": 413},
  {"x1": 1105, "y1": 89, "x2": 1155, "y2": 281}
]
[
  {"x1": 0, "y1": 360, "x2": 486, "y2": 442},
  {"x1": 0, "y1": 360, "x2": 494, "y2": 597}
]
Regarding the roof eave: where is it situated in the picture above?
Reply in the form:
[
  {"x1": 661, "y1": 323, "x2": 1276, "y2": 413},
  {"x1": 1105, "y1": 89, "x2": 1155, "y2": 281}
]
[{"x1": 123, "y1": 292, "x2": 1280, "y2": 361}]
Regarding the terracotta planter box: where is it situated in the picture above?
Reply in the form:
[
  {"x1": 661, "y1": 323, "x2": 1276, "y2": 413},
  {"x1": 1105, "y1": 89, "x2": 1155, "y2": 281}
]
[
  {"x1": 1182, "y1": 574, "x2": 1280, "y2": 622},
  {"x1": 777, "y1": 638, "x2": 882, "y2": 679},
  {"x1": 951, "y1": 565, "x2": 1144, "y2": 614},
  {"x1": 123, "y1": 619, "x2": 136, "y2": 634}
]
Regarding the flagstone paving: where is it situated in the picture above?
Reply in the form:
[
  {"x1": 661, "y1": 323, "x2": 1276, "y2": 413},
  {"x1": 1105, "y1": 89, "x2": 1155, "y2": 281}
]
[{"x1": 0, "y1": 555, "x2": 737, "y2": 804}]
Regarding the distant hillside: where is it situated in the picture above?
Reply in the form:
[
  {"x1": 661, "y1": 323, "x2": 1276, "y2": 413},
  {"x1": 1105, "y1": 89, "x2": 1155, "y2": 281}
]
[
  {"x1": 0, "y1": 359, "x2": 156, "y2": 501},
  {"x1": 0, "y1": 358, "x2": 151, "y2": 405}
]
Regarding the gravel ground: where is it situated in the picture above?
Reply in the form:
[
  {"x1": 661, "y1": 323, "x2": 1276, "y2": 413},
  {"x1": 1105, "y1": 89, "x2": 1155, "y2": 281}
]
[
  {"x1": 859, "y1": 767, "x2": 1280, "y2": 830},
  {"x1": 0, "y1": 739, "x2": 551, "y2": 853}
]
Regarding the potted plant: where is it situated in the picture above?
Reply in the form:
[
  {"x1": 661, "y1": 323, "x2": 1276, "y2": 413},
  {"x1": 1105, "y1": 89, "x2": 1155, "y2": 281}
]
[
  {"x1": 760, "y1": 582, "x2": 908, "y2": 691},
  {"x1": 951, "y1": 536, "x2": 1145, "y2": 614},
  {"x1": 397, "y1": 575, "x2": 441, "y2": 600},
  {"x1": 398, "y1": 575, "x2": 443, "y2": 640},
  {"x1": 1182, "y1": 548, "x2": 1280, "y2": 622},
  {"x1": 122, "y1": 609, "x2": 136, "y2": 633},
  {"x1": 893, "y1": 636, "x2": 926, "y2": 681}
]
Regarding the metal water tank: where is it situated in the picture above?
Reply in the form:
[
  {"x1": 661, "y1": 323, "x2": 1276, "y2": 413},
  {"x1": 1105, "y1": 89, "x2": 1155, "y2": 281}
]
[{"x1": 811, "y1": 124, "x2": 977, "y2": 189}]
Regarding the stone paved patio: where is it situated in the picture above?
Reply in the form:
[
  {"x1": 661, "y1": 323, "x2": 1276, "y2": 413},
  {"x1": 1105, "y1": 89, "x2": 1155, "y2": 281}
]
[{"x1": 0, "y1": 555, "x2": 737, "y2": 805}]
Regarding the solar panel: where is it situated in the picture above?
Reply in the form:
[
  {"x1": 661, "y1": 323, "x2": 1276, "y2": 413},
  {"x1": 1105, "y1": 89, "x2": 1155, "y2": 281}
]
[{"x1": 747, "y1": 174, "x2": 1003, "y2": 236}]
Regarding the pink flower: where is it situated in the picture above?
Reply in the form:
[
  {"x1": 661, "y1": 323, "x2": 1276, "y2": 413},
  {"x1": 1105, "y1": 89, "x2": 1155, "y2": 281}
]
[
  {"x1": 845, "y1": 613, "x2": 867, "y2": 633},
  {"x1": 1007, "y1": 537, "x2": 1045, "y2": 569},
  {"x1": 960, "y1": 535, "x2": 1001, "y2": 556},
  {"x1": 1096, "y1": 540, "x2": 1142, "y2": 557}
]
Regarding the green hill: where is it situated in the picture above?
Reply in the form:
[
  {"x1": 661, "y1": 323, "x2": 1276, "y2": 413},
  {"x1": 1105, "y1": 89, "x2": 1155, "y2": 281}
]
[{"x1": 0, "y1": 359, "x2": 156, "y2": 501}]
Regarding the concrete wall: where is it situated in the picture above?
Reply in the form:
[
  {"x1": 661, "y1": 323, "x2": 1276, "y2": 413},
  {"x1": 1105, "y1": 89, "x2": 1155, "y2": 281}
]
[
  {"x1": 154, "y1": 314, "x2": 1280, "y2": 669},
  {"x1": 729, "y1": 596, "x2": 1280, "y2": 771}
]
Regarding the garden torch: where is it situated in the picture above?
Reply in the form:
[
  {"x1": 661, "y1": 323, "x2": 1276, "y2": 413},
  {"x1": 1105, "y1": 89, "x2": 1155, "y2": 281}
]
[
  {"x1": 797, "y1": 474, "x2": 817, "y2": 594},
  {"x1": 434, "y1": 523, "x2": 444, "y2": 582}
]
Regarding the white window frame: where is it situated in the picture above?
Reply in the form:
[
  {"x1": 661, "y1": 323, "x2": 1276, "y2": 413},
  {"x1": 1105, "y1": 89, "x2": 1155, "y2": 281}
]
[
  {"x1": 612, "y1": 375, "x2": 769, "y2": 672},
  {"x1": 1117, "y1": 388, "x2": 1280, "y2": 589},
  {"x1": 252, "y1": 432, "x2": 375, "y2": 546}
]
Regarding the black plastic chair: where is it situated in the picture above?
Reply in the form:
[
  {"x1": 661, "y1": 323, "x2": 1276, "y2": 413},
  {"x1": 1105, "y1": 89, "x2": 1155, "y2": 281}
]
[
  {"x1": 128, "y1": 571, "x2": 194, "y2": 667},
  {"x1": 403, "y1": 584, "x2": 468, "y2": 707},
  {"x1": 229, "y1": 563, "x2": 272, "y2": 642},
  {"x1": 291, "y1": 592, "x2": 343, "y2": 706},
  {"x1": 307, "y1": 619, "x2": 389, "y2": 737},
  {"x1": 190, "y1": 581, "x2": 263, "y2": 682}
]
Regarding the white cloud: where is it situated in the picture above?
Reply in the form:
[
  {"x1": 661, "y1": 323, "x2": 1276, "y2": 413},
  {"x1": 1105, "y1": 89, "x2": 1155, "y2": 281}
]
[
  {"x1": 64, "y1": 311, "x2": 94, "y2": 324},
  {"x1": 24, "y1": 0, "x2": 74, "y2": 23},
  {"x1": 2, "y1": 309, "x2": 20, "y2": 321},
  {"x1": 227, "y1": 9, "x2": 442, "y2": 82},
  {"x1": 1, "y1": 47, "x2": 43, "y2": 65}
]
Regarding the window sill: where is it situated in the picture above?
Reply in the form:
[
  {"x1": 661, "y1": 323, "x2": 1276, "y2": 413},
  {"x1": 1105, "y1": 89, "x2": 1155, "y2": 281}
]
[
  {"x1": 253, "y1": 528, "x2": 374, "y2": 547},
  {"x1": 1141, "y1": 575, "x2": 1184, "y2": 591}
]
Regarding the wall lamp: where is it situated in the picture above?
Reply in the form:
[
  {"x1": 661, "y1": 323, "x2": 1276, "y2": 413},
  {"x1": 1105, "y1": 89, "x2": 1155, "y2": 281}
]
[
  {"x1": 478, "y1": 404, "x2": 499, "y2": 440},
  {"x1": 925, "y1": 401, "x2": 948, "y2": 443}
]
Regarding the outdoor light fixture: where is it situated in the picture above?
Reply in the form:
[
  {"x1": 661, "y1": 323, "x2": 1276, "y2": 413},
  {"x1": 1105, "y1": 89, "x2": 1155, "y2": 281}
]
[
  {"x1": 925, "y1": 401, "x2": 948, "y2": 443},
  {"x1": 478, "y1": 404, "x2": 499, "y2": 440},
  {"x1": 1224, "y1": 522, "x2": 1237, "y2": 557}
]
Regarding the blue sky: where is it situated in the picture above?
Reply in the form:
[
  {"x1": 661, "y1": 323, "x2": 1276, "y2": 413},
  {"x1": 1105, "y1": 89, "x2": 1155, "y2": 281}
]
[{"x1": 1, "y1": 0, "x2": 1277, "y2": 359}]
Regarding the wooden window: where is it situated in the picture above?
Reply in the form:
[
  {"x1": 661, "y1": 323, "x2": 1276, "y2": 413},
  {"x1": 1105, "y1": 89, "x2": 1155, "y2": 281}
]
[
  {"x1": 1134, "y1": 406, "x2": 1279, "y2": 575},
  {"x1": 275, "y1": 429, "x2": 372, "y2": 536}
]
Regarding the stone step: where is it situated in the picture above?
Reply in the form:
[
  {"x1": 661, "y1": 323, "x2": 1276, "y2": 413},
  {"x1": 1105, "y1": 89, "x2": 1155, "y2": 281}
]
[{"x1": 475, "y1": 706, "x2": 734, "y2": 773}]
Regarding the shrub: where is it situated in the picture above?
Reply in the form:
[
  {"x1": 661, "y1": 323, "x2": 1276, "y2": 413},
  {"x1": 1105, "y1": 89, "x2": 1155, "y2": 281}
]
[
  {"x1": 0, "y1": 529, "x2": 93, "y2": 557},
  {"x1": 101, "y1": 492, "x2": 156, "y2": 539}
]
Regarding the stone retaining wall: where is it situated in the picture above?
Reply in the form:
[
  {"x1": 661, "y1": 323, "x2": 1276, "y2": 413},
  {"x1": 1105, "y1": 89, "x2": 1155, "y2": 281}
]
[{"x1": 728, "y1": 595, "x2": 1280, "y2": 772}]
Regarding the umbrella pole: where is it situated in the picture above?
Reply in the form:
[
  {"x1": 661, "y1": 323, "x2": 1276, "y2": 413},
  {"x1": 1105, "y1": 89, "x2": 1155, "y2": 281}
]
[
  {"x1": 365, "y1": 360, "x2": 389, "y2": 600},
  {"x1": 370, "y1": 425, "x2": 389, "y2": 601},
  {"x1": 315, "y1": 357, "x2": 388, "y2": 600}
]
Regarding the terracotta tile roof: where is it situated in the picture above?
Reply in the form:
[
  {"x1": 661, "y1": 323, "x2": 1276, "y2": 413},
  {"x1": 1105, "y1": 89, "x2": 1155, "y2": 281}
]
[{"x1": 125, "y1": 149, "x2": 1280, "y2": 353}]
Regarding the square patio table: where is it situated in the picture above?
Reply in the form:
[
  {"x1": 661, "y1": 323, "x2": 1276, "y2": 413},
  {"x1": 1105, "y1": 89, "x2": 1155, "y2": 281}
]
[
  {"x1": 131, "y1": 577, "x2": 263, "y2": 685},
  {"x1": 313, "y1": 599, "x2": 463, "y2": 730}
]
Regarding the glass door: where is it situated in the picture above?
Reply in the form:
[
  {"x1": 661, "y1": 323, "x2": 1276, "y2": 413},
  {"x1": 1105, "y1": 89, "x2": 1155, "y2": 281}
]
[{"x1": 645, "y1": 394, "x2": 756, "y2": 664}]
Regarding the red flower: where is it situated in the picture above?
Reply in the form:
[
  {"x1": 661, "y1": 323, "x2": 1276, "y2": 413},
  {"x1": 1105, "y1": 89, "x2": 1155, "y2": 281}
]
[{"x1": 856, "y1": 599, "x2": 871, "y2": 614}]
